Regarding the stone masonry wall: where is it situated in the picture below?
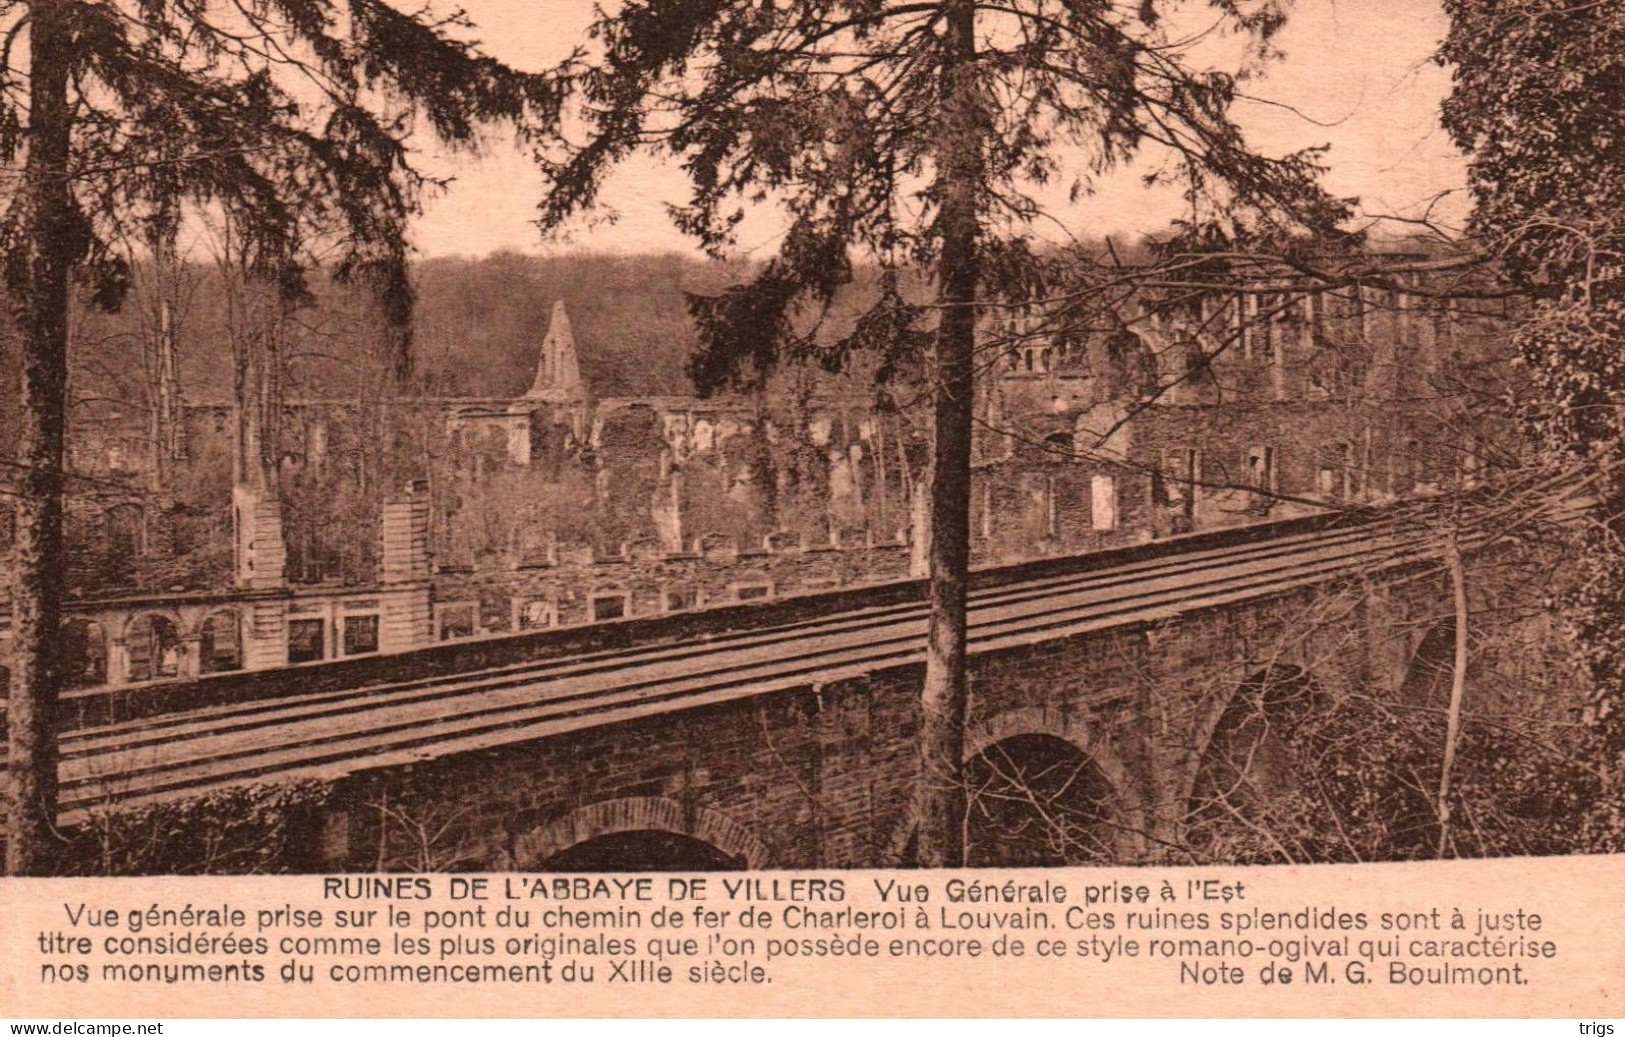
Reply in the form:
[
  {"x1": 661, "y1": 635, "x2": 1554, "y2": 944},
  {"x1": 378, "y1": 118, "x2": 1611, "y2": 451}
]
[{"x1": 317, "y1": 565, "x2": 1452, "y2": 872}]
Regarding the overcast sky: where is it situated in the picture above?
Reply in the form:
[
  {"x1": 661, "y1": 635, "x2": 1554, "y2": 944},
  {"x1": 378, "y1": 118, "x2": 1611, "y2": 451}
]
[{"x1": 408, "y1": 0, "x2": 1469, "y2": 258}]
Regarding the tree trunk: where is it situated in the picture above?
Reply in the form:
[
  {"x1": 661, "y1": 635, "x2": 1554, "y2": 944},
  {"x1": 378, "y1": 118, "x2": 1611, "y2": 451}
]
[
  {"x1": 7, "y1": 0, "x2": 76, "y2": 876},
  {"x1": 1435, "y1": 528, "x2": 1471, "y2": 858},
  {"x1": 915, "y1": 0, "x2": 980, "y2": 868}
]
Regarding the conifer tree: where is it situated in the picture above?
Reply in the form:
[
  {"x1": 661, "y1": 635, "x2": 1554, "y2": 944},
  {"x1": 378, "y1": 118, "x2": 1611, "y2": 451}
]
[
  {"x1": 539, "y1": 0, "x2": 1345, "y2": 864},
  {"x1": 2, "y1": 0, "x2": 559, "y2": 874}
]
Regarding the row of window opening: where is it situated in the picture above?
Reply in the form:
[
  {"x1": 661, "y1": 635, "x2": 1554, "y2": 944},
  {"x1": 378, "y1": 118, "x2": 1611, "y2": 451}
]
[{"x1": 433, "y1": 581, "x2": 776, "y2": 643}]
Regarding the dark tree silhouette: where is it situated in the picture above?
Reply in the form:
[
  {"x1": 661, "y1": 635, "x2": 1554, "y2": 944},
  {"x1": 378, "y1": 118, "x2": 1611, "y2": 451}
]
[
  {"x1": 537, "y1": 0, "x2": 1347, "y2": 865},
  {"x1": 1441, "y1": 0, "x2": 1625, "y2": 838},
  {"x1": 1, "y1": 0, "x2": 560, "y2": 874}
]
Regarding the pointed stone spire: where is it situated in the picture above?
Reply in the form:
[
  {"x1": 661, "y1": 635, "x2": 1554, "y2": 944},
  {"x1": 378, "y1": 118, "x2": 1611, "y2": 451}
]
[{"x1": 526, "y1": 300, "x2": 585, "y2": 401}]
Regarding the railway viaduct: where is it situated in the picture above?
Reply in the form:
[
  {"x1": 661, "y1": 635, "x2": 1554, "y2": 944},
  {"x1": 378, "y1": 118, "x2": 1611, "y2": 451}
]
[{"x1": 14, "y1": 510, "x2": 1481, "y2": 873}]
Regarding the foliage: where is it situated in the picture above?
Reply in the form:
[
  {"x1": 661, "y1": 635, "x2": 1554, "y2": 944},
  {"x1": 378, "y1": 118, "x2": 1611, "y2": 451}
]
[
  {"x1": 1440, "y1": 0, "x2": 1625, "y2": 819},
  {"x1": 0, "y1": 0, "x2": 560, "y2": 343},
  {"x1": 1440, "y1": 0, "x2": 1625, "y2": 298},
  {"x1": 0, "y1": 252, "x2": 746, "y2": 422},
  {"x1": 58, "y1": 778, "x2": 334, "y2": 876},
  {"x1": 1185, "y1": 675, "x2": 1603, "y2": 864},
  {"x1": 1514, "y1": 300, "x2": 1625, "y2": 760},
  {"x1": 3, "y1": 0, "x2": 565, "y2": 873},
  {"x1": 540, "y1": 0, "x2": 1350, "y2": 391},
  {"x1": 537, "y1": 0, "x2": 1350, "y2": 867}
]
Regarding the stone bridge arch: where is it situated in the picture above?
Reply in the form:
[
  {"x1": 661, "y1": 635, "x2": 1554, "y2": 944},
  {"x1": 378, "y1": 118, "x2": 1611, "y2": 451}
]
[
  {"x1": 964, "y1": 706, "x2": 1137, "y2": 792},
  {"x1": 963, "y1": 706, "x2": 1148, "y2": 864},
  {"x1": 1181, "y1": 664, "x2": 1331, "y2": 859},
  {"x1": 511, "y1": 796, "x2": 771, "y2": 871},
  {"x1": 1397, "y1": 619, "x2": 1457, "y2": 706},
  {"x1": 1185, "y1": 663, "x2": 1310, "y2": 785}
]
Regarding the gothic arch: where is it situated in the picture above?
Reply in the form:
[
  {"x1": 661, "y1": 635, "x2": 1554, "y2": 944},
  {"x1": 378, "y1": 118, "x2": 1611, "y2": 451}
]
[{"x1": 511, "y1": 797, "x2": 771, "y2": 870}]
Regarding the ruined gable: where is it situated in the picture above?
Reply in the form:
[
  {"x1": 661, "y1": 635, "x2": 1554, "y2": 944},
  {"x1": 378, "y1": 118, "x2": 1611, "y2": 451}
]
[{"x1": 526, "y1": 300, "x2": 588, "y2": 405}]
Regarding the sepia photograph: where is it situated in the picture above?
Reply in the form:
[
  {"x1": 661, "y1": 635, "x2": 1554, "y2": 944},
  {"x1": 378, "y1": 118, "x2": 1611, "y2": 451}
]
[{"x1": 0, "y1": 0, "x2": 1620, "y2": 895}]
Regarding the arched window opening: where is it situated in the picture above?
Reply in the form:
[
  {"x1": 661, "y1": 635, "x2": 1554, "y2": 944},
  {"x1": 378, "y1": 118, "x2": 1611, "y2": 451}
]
[
  {"x1": 126, "y1": 614, "x2": 180, "y2": 682},
  {"x1": 105, "y1": 503, "x2": 146, "y2": 559}
]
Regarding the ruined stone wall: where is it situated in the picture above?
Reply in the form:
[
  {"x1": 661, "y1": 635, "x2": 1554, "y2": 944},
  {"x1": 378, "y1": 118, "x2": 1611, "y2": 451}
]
[
  {"x1": 33, "y1": 273, "x2": 1513, "y2": 612},
  {"x1": 428, "y1": 542, "x2": 912, "y2": 634},
  {"x1": 58, "y1": 494, "x2": 232, "y2": 598}
]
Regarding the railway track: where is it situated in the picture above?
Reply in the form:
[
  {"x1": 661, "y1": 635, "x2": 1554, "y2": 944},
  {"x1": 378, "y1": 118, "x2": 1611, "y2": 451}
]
[{"x1": 17, "y1": 520, "x2": 1447, "y2": 820}]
